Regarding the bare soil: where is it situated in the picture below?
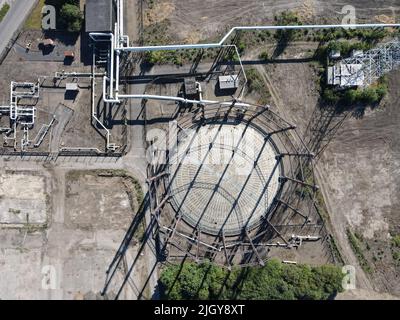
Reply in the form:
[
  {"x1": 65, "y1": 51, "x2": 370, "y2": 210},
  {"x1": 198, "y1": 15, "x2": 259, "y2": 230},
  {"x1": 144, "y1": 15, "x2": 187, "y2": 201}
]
[
  {"x1": 255, "y1": 46, "x2": 400, "y2": 296},
  {"x1": 143, "y1": 0, "x2": 400, "y2": 43},
  {"x1": 0, "y1": 168, "x2": 146, "y2": 299}
]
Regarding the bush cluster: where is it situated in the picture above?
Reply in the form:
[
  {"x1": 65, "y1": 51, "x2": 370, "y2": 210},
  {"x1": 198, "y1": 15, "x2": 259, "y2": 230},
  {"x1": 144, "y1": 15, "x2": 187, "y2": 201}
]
[{"x1": 159, "y1": 259, "x2": 344, "y2": 300}]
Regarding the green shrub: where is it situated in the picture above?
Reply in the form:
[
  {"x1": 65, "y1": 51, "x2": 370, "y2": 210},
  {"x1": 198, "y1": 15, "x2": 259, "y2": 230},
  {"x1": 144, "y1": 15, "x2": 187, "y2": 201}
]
[
  {"x1": 314, "y1": 27, "x2": 388, "y2": 44},
  {"x1": 392, "y1": 235, "x2": 400, "y2": 248},
  {"x1": 342, "y1": 89, "x2": 359, "y2": 105},
  {"x1": 259, "y1": 51, "x2": 269, "y2": 61},
  {"x1": 245, "y1": 67, "x2": 271, "y2": 104},
  {"x1": 323, "y1": 88, "x2": 341, "y2": 104},
  {"x1": 59, "y1": 3, "x2": 83, "y2": 32},
  {"x1": 321, "y1": 86, "x2": 386, "y2": 108},
  {"x1": 347, "y1": 229, "x2": 372, "y2": 273},
  {"x1": 144, "y1": 50, "x2": 186, "y2": 65},
  {"x1": 360, "y1": 87, "x2": 379, "y2": 104},
  {"x1": 159, "y1": 259, "x2": 344, "y2": 300},
  {"x1": 274, "y1": 12, "x2": 302, "y2": 43}
]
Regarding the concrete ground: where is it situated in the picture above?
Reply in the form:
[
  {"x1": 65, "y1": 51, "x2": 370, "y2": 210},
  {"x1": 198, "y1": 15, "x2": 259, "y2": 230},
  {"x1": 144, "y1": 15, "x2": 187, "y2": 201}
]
[
  {"x1": 0, "y1": 171, "x2": 48, "y2": 226},
  {"x1": 0, "y1": 30, "x2": 126, "y2": 153},
  {"x1": 0, "y1": 163, "x2": 151, "y2": 300},
  {"x1": 0, "y1": 0, "x2": 156, "y2": 301}
]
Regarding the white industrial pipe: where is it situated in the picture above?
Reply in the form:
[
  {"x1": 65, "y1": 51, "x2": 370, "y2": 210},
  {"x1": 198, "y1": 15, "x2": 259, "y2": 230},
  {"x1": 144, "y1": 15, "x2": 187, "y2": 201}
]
[
  {"x1": 115, "y1": 51, "x2": 120, "y2": 95},
  {"x1": 89, "y1": 32, "x2": 115, "y2": 100},
  {"x1": 115, "y1": 0, "x2": 128, "y2": 47},
  {"x1": 107, "y1": 0, "x2": 400, "y2": 107},
  {"x1": 120, "y1": 23, "x2": 400, "y2": 52},
  {"x1": 118, "y1": 93, "x2": 252, "y2": 107},
  {"x1": 103, "y1": 76, "x2": 120, "y2": 103},
  {"x1": 91, "y1": 47, "x2": 115, "y2": 150},
  {"x1": 119, "y1": 0, "x2": 123, "y2": 43},
  {"x1": 195, "y1": 82, "x2": 203, "y2": 101}
]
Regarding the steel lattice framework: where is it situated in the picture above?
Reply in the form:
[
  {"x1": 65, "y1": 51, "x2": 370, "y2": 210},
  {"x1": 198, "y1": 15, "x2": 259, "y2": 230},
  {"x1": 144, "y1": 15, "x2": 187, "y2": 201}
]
[
  {"x1": 146, "y1": 102, "x2": 336, "y2": 268},
  {"x1": 339, "y1": 38, "x2": 400, "y2": 87}
]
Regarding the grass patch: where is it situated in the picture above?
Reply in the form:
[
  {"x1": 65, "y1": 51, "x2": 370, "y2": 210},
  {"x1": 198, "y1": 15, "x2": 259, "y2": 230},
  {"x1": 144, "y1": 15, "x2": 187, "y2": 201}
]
[
  {"x1": 0, "y1": 3, "x2": 10, "y2": 23},
  {"x1": 347, "y1": 228, "x2": 372, "y2": 273},
  {"x1": 142, "y1": 20, "x2": 219, "y2": 66},
  {"x1": 391, "y1": 234, "x2": 400, "y2": 265},
  {"x1": 25, "y1": 0, "x2": 83, "y2": 31},
  {"x1": 24, "y1": 0, "x2": 46, "y2": 30},
  {"x1": 391, "y1": 235, "x2": 400, "y2": 248},
  {"x1": 245, "y1": 67, "x2": 271, "y2": 104}
]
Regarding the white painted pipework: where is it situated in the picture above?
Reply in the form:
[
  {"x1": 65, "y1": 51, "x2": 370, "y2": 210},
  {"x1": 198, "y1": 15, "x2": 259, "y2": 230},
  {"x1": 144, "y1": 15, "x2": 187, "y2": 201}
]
[
  {"x1": 120, "y1": 23, "x2": 400, "y2": 52},
  {"x1": 118, "y1": 94, "x2": 252, "y2": 107},
  {"x1": 89, "y1": 32, "x2": 115, "y2": 99},
  {"x1": 106, "y1": 0, "x2": 400, "y2": 107}
]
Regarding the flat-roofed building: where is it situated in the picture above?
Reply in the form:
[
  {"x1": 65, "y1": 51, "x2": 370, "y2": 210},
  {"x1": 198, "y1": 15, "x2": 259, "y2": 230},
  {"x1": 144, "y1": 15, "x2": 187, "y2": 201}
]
[
  {"x1": 85, "y1": 0, "x2": 116, "y2": 33},
  {"x1": 327, "y1": 63, "x2": 365, "y2": 87},
  {"x1": 340, "y1": 64, "x2": 365, "y2": 87},
  {"x1": 218, "y1": 74, "x2": 239, "y2": 90},
  {"x1": 351, "y1": 50, "x2": 364, "y2": 58},
  {"x1": 66, "y1": 83, "x2": 79, "y2": 91}
]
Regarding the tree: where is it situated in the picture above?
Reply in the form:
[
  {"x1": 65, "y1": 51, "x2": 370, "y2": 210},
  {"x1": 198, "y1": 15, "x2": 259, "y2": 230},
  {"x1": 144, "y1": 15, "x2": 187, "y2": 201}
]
[
  {"x1": 342, "y1": 89, "x2": 359, "y2": 105},
  {"x1": 360, "y1": 87, "x2": 379, "y2": 104},
  {"x1": 272, "y1": 12, "x2": 302, "y2": 58},
  {"x1": 45, "y1": 0, "x2": 80, "y2": 8},
  {"x1": 159, "y1": 259, "x2": 344, "y2": 300},
  {"x1": 323, "y1": 88, "x2": 340, "y2": 105},
  {"x1": 59, "y1": 3, "x2": 83, "y2": 32},
  {"x1": 275, "y1": 12, "x2": 302, "y2": 43}
]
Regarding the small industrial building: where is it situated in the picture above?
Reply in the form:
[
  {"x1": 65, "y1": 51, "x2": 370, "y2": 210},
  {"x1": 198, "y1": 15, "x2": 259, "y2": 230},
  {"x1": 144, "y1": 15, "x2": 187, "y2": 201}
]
[
  {"x1": 41, "y1": 39, "x2": 55, "y2": 47},
  {"x1": 66, "y1": 83, "x2": 79, "y2": 91},
  {"x1": 327, "y1": 63, "x2": 365, "y2": 87},
  {"x1": 351, "y1": 50, "x2": 364, "y2": 57},
  {"x1": 329, "y1": 50, "x2": 341, "y2": 60},
  {"x1": 218, "y1": 74, "x2": 239, "y2": 90},
  {"x1": 64, "y1": 51, "x2": 75, "y2": 60},
  {"x1": 85, "y1": 0, "x2": 116, "y2": 33},
  {"x1": 327, "y1": 49, "x2": 366, "y2": 87}
]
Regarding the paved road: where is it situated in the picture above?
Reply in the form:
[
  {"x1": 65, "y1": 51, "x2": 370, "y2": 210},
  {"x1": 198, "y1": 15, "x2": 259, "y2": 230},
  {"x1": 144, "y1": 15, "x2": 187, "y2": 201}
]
[{"x1": 0, "y1": 0, "x2": 37, "y2": 59}]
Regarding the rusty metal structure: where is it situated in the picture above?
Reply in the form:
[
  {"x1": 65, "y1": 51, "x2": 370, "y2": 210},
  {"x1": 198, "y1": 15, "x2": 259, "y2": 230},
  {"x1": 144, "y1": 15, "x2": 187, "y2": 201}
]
[{"x1": 147, "y1": 101, "x2": 329, "y2": 268}]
